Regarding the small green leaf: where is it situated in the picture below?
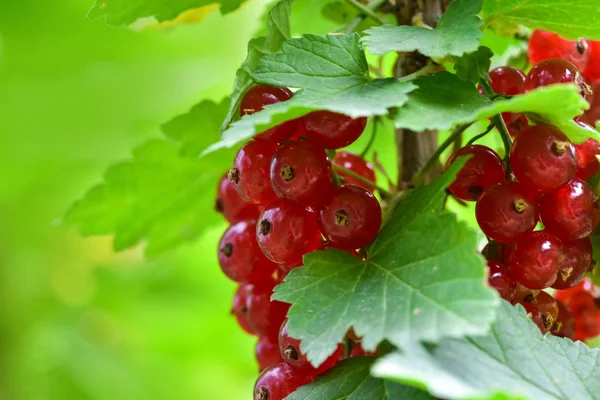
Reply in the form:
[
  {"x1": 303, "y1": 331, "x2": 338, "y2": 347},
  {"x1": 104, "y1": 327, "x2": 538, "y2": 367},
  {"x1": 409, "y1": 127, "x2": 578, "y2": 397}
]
[
  {"x1": 373, "y1": 301, "x2": 600, "y2": 400},
  {"x1": 286, "y1": 358, "x2": 434, "y2": 400},
  {"x1": 454, "y1": 46, "x2": 494, "y2": 84},
  {"x1": 220, "y1": 0, "x2": 292, "y2": 132},
  {"x1": 88, "y1": 0, "x2": 244, "y2": 26},
  {"x1": 272, "y1": 163, "x2": 499, "y2": 367},
  {"x1": 362, "y1": 0, "x2": 483, "y2": 58},
  {"x1": 396, "y1": 72, "x2": 596, "y2": 143},
  {"x1": 482, "y1": 0, "x2": 600, "y2": 40}
]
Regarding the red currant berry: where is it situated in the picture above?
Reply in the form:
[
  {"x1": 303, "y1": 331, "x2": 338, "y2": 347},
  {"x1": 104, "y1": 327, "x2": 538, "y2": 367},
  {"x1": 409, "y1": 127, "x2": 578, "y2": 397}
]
[
  {"x1": 333, "y1": 151, "x2": 377, "y2": 192},
  {"x1": 247, "y1": 285, "x2": 290, "y2": 337},
  {"x1": 583, "y1": 41, "x2": 600, "y2": 83},
  {"x1": 514, "y1": 283, "x2": 539, "y2": 305},
  {"x1": 445, "y1": 145, "x2": 505, "y2": 201},
  {"x1": 524, "y1": 58, "x2": 583, "y2": 92},
  {"x1": 575, "y1": 137, "x2": 600, "y2": 180},
  {"x1": 215, "y1": 173, "x2": 260, "y2": 224},
  {"x1": 575, "y1": 308, "x2": 600, "y2": 341},
  {"x1": 279, "y1": 319, "x2": 341, "y2": 374},
  {"x1": 528, "y1": 30, "x2": 590, "y2": 71},
  {"x1": 522, "y1": 302, "x2": 551, "y2": 334},
  {"x1": 257, "y1": 201, "x2": 322, "y2": 265},
  {"x1": 579, "y1": 84, "x2": 600, "y2": 127},
  {"x1": 510, "y1": 124, "x2": 577, "y2": 192},
  {"x1": 552, "y1": 238, "x2": 594, "y2": 290},
  {"x1": 302, "y1": 111, "x2": 367, "y2": 149},
  {"x1": 232, "y1": 284, "x2": 255, "y2": 335},
  {"x1": 241, "y1": 85, "x2": 297, "y2": 143},
  {"x1": 555, "y1": 278, "x2": 598, "y2": 306},
  {"x1": 230, "y1": 140, "x2": 278, "y2": 205},
  {"x1": 552, "y1": 300, "x2": 576, "y2": 340},
  {"x1": 487, "y1": 261, "x2": 516, "y2": 302},
  {"x1": 539, "y1": 178, "x2": 600, "y2": 241},
  {"x1": 488, "y1": 66, "x2": 527, "y2": 95},
  {"x1": 475, "y1": 181, "x2": 538, "y2": 243},
  {"x1": 318, "y1": 185, "x2": 382, "y2": 250},
  {"x1": 254, "y1": 362, "x2": 315, "y2": 400},
  {"x1": 270, "y1": 140, "x2": 334, "y2": 204},
  {"x1": 256, "y1": 334, "x2": 284, "y2": 371},
  {"x1": 502, "y1": 112, "x2": 529, "y2": 138},
  {"x1": 218, "y1": 221, "x2": 278, "y2": 284},
  {"x1": 509, "y1": 230, "x2": 565, "y2": 290},
  {"x1": 522, "y1": 290, "x2": 559, "y2": 330}
]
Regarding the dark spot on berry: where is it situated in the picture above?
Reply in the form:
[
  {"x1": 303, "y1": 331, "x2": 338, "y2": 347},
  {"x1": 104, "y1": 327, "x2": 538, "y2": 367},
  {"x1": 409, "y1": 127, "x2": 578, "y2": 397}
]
[
  {"x1": 220, "y1": 243, "x2": 233, "y2": 257},
  {"x1": 255, "y1": 386, "x2": 269, "y2": 400},
  {"x1": 468, "y1": 186, "x2": 483, "y2": 200},
  {"x1": 512, "y1": 199, "x2": 529, "y2": 214},
  {"x1": 335, "y1": 210, "x2": 349, "y2": 226},
  {"x1": 576, "y1": 39, "x2": 587, "y2": 55},
  {"x1": 283, "y1": 345, "x2": 299, "y2": 361},
  {"x1": 523, "y1": 293, "x2": 536, "y2": 304},
  {"x1": 281, "y1": 165, "x2": 295, "y2": 182},
  {"x1": 595, "y1": 297, "x2": 600, "y2": 308},
  {"x1": 259, "y1": 219, "x2": 271, "y2": 235},
  {"x1": 551, "y1": 140, "x2": 569, "y2": 156},
  {"x1": 228, "y1": 168, "x2": 240, "y2": 184},
  {"x1": 214, "y1": 198, "x2": 224, "y2": 213},
  {"x1": 541, "y1": 313, "x2": 554, "y2": 330},
  {"x1": 241, "y1": 305, "x2": 248, "y2": 313}
]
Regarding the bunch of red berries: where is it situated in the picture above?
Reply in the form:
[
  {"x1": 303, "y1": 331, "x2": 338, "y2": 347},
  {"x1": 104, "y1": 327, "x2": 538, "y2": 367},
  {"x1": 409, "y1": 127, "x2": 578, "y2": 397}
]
[{"x1": 215, "y1": 84, "x2": 383, "y2": 399}]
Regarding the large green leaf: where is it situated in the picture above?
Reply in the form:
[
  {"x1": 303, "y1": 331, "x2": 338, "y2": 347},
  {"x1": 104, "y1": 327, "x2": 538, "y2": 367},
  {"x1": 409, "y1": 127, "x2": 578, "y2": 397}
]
[
  {"x1": 272, "y1": 162, "x2": 499, "y2": 367},
  {"x1": 454, "y1": 46, "x2": 493, "y2": 84},
  {"x1": 286, "y1": 358, "x2": 433, "y2": 400},
  {"x1": 363, "y1": 0, "x2": 483, "y2": 58},
  {"x1": 395, "y1": 72, "x2": 597, "y2": 143},
  {"x1": 221, "y1": 0, "x2": 292, "y2": 132},
  {"x1": 373, "y1": 301, "x2": 600, "y2": 400},
  {"x1": 88, "y1": 0, "x2": 244, "y2": 26},
  {"x1": 205, "y1": 33, "x2": 416, "y2": 154},
  {"x1": 482, "y1": 0, "x2": 600, "y2": 40}
]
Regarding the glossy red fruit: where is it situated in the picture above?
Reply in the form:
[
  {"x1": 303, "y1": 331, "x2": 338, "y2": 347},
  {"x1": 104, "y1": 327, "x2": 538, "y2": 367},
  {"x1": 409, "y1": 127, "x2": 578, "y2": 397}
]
[
  {"x1": 575, "y1": 308, "x2": 600, "y2": 341},
  {"x1": 215, "y1": 174, "x2": 260, "y2": 224},
  {"x1": 232, "y1": 284, "x2": 255, "y2": 335},
  {"x1": 475, "y1": 181, "x2": 539, "y2": 243},
  {"x1": 524, "y1": 58, "x2": 583, "y2": 92},
  {"x1": 270, "y1": 140, "x2": 334, "y2": 204},
  {"x1": 514, "y1": 283, "x2": 539, "y2": 305},
  {"x1": 333, "y1": 151, "x2": 377, "y2": 192},
  {"x1": 488, "y1": 66, "x2": 527, "y2": 95},
  {"x1": 554, "y1": 278, "x2": 598, "y2": 305},
  {"x1": 552, "y1": 300, "x2": 576, "y2": 340},
  {"x1": 583, "y1": 41, "x2": 600, "y2": 83},
  {"x1": 503, "y1": 112, "x2": 529, "y2": 138},
  {"x1": 257, "y1": 201, "x2": 322, "y2": 265},
  {"x1": 509, "y1": 231, "x2": 565, "y2": 290},
  {"x1": 254, "y1": 362, "x2": 315, "y2": 400},
  {"x1": 552, "y1": 238, "x2": 594, "y2": 290},
  {"x1": 510, "y1": 124, "x2": 577, "y2": 192},
  {"x1": 539, "y1": 178, "x2": 600, "y2": 241},
  {"x1": 528, "y1": 30, "x2": 590, "y2": 71},
  {"x1": 302, "y1": 111, "x2": 367, "y2": 149},
  {"x1": 575, "y1": 137, "x2": 600, "y2": 180},
  {"x1": 230, "y1": 140, "x2": 278, "y2": 205},
  {"x1": 318, "y1": 185, "x2": 382, "y2": 250},
  {"x1": 349, "y1": 342, "x2": 380, "y2": 358},
  {"x1": 522, "y1": 290, "x2": 559, "y2": 330},
  {"x1": 522, "y1": 302, "x2": 551, "y2": 334},
  {"x1": 256, "y1": 334, "x2": 284, "y2": 371},
  {"x1": 246, "y1": 285, "x2": 290, "y2": 337},
  {"x1": 487, "y1": 261, "x2": 517, "y2": 302},
  {"x1": 445, "y1": 145, "x2": 505, "y2": 201},
  {"x1": 241, "y1": 84, "x2": 297, "y2": 143},
  {"x1": 279, "y1": 319, "x2": 341, "y2": 374},
  {"x1": 579, "y1": 84, "x2": 600, "y2": 127}
]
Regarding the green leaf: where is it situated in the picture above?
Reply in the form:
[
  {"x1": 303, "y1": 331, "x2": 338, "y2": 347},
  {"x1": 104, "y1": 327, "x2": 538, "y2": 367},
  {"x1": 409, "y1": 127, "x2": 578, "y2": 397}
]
[
  {"x1": 205, "y1": 33, "x2": 416, "y2": 154},
  {"x1": 396, "y1": 72, "x2": 597, "y2": 143},
  {"x1": 220, "y1": 0, "x2": 292, "y2": 132},
  {"x1": 482, "y1": 0, "x2": 600, "y2": 41},
  {"x1": 321, "y1": 1, "x2": 382, "y2": 32},
  {"x1": 272, "y1": 162, "x2": 499, "y2": 367},
  {"x1": 87, "y1": 0, "x2": 244, "y2": 26},
  {"x1": 362, "y1": 0, "x2": 483, "y2": 58},
  {"x1": 286, "y1": 358, "x2": 434, "y2": 400},
  {"x1": 454, "y1": 46, "x2": 494, "y2": 84},
  {"x1": 373, "y1": 301, "x2": 600, "y2": 400}
]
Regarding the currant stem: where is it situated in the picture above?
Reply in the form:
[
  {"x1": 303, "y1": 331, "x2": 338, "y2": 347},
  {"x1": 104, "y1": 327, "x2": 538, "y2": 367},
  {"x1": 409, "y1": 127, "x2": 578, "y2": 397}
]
[
  {"x1": 333, "y1": 164, "x2": 391, "y2": 197},
  {"x1": 342, "y1": 0, "x2": 388, "y2": 25},
  {"x1": 466, "y1": 123, "x2": 495, "y2": 145},
  {"x1": 360, "y1": 118, "x2": 379, "y2": 157}
]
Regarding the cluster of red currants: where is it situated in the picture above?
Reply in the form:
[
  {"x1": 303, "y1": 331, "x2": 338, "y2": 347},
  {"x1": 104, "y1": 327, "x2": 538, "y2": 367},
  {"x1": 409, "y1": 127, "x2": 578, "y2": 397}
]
[{"x1": 215, "y1": 85, "x2": 383, "y2": 400}]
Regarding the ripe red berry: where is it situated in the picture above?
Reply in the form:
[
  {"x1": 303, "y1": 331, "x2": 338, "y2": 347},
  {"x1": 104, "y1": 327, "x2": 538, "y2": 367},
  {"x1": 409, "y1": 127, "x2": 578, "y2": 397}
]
[
  {"x1": 246, "y1": 285, "x2": 290, "y2": 337},
  {"x1": 524, "y1": 58, "x2": 583, "y2": 92},
  {"x1": 552, "y1": 300, "x2": 576, "y2": 340},
  {"x1": 318, "y1": 185, "x2": 382, "y2": 250},
  {"x1": 230, "y1": 140, "x2": 279, "y2": 205},
  {"x1": 270, "y1": 140, "x2": 334, "y2": 204},
  {"x1": 552, "y1": 238, "x2": 594, "y2": 290},
  {"x1": 575, "y1": 308, "x2": 600, "y2": 341},
  {"x1": 487, "y1": 261, "x2": 517, "y2": 302},
  {"x1": 241, "y1": 85, "x2": 297, "y2": 143},
  {"x1": 333, "y1": 151, "x2": 377, "y2": 192},
  {"x1": 475, "y1": 181, "x2": 538, "y2": 243},
  {"x1": 509, "y1": 230, "x2": 565, "y2": 290},
  {"x1": 232, "y1": 284, "x2": 255, "y2": 335},
  {"x1": 279, "y1": 319, "x2": 341, "y2": 374},
  {"x1": 522, "y1": 290, "x2": 559, "y2": 331},
  {"x1": 555, "y1": 278, "x2": 598, "y2": 307},
  {"x1": 583, "y1": 41, "x2": 600, "y2": 83},
  {"x1": 488, "y1": 66, "x2": 527, "y2": 95},
  {"x1": 574, "y1": 137, "x2": 600, "y2": 180},
  {"x1": 218, "y1": 221, "x2": 278, "y2": 284},
  {"x1": 510, "y1": 124, "x2": 577, "y2": 192},
  {"x1": 349, "y1": 342, "x2": 380, "y2": 358},
  {"x1": 528, "y1": 30, "x2": 590, "y2": 71},
  {"x1": 257, "y1": 201, "x2": 322, "y2": 265},
  {"x1": 502, "y1": 112, "x2": 529, "y2": 138},
  {"x1": 540, "y1": 178, "x2": 600, "y2": 241},
  {"x1": 254, "y1": 362, "x2": 315, "y2": 400},
  {"x1": 215, "y1": 173, "x2": 260, "y2": 224},
  {"x1": 302, "y1": 111, "x2": 367, "y2": 149},
  {"x1": 445, "y1": 145, "x2": 505, "y2": 201},
  {"x1": 256, "y1": 334, "x2": 284, "y2": 371},
  {"x1": 579, "y1": 84, "x2": 600, "y2": 128},
  {"x1": 522, "y1": 302, "x2": 551, "y2": 334}
]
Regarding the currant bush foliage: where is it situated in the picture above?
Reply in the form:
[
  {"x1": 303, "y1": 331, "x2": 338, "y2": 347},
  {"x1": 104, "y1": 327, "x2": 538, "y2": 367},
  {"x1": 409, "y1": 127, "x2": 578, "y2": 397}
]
[{"x1": 373, "y1": 301, "x2": 600, "y2": 400}]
